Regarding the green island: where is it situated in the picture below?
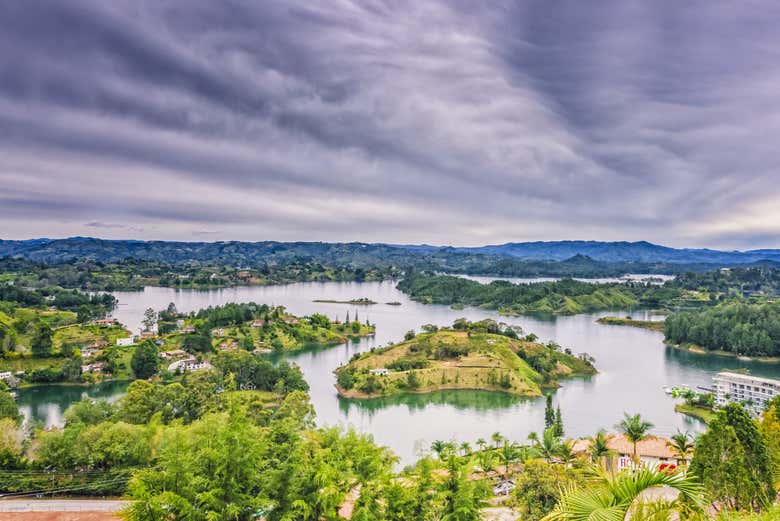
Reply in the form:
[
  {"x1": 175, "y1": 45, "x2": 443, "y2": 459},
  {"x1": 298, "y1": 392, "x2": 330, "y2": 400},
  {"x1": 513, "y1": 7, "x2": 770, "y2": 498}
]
[
  {"x1": 595, "y1": 316, "x2": 666, "y2": 332},
  {"x1": 313, "y1": 297, "x2": 378, "y2": 305},
  {"x1": 396, "y1": 273, "x2": 692, "y2": 315},
  {"x1": 157, "y1": 302, "x2": 375, "y2": 355},
  {"x1": 335, "y1": 319, "x2": 595, "y2": 398}
]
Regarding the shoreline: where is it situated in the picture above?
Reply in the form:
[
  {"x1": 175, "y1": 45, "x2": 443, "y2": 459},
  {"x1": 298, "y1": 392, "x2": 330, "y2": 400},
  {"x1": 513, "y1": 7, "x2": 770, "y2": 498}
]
[
  {"x1": 667, "y1": 342, "x2": 780, "y2": 363},
  {"x1": 335, "y1": 382, "x2": 540, "y2": 400}
]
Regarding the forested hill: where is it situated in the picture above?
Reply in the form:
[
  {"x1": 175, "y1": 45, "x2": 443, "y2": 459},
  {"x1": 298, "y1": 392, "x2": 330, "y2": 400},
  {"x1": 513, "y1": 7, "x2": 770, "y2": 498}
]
[{"x1": 3, "y1": 237, "x2": 780, "y2": 271}]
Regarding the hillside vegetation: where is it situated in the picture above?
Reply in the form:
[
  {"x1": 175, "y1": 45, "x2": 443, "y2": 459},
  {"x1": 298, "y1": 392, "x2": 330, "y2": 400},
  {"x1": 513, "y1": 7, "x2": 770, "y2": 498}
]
[
  {"x1": 665, "y1": 302, "x2": 780, "y2": 357},
  {"x1": 335, "y1": 320, "x2": 595, "y2": 398}
]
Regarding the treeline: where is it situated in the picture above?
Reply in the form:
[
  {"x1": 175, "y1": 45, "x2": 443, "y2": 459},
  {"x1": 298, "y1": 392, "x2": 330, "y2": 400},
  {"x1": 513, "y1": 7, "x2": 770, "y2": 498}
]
[
  {"x1": 0, "y1": 284, "x2": 116, "y2": 316},
  {"x1": 396, "y1": 273, "x2": 672, "y2": 314},
  {"x1": 665, "y1": 302, "x2": 780, "y2": 357},
  {"x1": 673, "y1": 267, "x2": 780, "y2": 297}
]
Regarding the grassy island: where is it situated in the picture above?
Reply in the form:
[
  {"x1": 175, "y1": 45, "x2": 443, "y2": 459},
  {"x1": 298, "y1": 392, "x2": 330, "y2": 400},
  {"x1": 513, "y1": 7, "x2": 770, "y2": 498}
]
[
  {"x1": 335, "y1": 319, "x2": 595, "y2": 398},
  {"x1": 313, "y1": 297, "x2": 378, "y2": 305},
  {"x1": 596, "y1": 316, "x2": 666, "y2": 332}
]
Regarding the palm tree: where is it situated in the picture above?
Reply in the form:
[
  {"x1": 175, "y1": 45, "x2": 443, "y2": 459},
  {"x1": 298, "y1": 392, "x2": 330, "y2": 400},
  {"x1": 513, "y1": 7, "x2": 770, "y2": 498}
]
[
  {"x1": 667, "y1": 430, "x2": 694, "y2": 465},
  {"x1": 491, "y1": 431, "x2": 504, "y2": 448},
  {"x1": 557, "y1": 440, "x2": 576, "y2": 465},
  {"x1": 475, "y1": 438, "x2": 487, "y2": 453},
  {"x1": 499, "y1": 439, "x2": 521, "y2": 477},
  {"x1": 616, "y1": 413, "x2": 653, "y2": 463},
  {"x1": 533, "y1": 427, "x2": 562, "y2": 463},
  {"x1": 431, "y1": 439, "x2": 449, "y2": 459},
  {"x1": 459, "y1": 442, "x2": 472, "y2": 457},
  {"x1": 543, "y1": 466, "x2": 704, "y2": 521},
  {"x1": 589, "y1": 430, "x2": 613, "y2": 470}
]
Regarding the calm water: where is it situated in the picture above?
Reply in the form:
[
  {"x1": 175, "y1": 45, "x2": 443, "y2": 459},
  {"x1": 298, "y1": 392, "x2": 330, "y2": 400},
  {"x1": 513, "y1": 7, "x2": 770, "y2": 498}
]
[{"x1": 18, "y1": 280, "x2": 780, "y2": 464}]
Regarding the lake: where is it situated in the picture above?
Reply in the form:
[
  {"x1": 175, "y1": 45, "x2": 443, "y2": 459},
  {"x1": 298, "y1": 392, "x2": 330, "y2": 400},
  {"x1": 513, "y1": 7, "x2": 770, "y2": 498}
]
[{"x1": 18, "y1": 280, "x2": 780, "y2": 465}]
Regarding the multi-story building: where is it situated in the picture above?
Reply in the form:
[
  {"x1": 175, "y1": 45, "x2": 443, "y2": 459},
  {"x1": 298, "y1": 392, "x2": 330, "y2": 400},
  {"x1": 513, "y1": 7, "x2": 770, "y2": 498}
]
[{"x1": 713, "y1": 371, "x2": 780, "y2": 415}]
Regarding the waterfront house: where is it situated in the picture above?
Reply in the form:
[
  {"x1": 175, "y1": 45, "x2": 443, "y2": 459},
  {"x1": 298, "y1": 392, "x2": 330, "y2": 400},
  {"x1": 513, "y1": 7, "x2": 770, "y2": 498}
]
[
  {"x1": 81, "y1": 362, "x2": 105, "y2": 374},
  {"x1": 116, "y1": 336, "x2": 136, "y2": 347},
  {"x1": 713, "y1": 371, "x2": 780, "y2": 416},
  {"x1": 571, "y1": 434, "x2": 684, "y2": 470},
  {"x1": 93, "y1": 318, "x2": 118, "y2": 326},
  {"x1": 159, "y1": 349, "x2": 188, "y2": 360},
  {"x1": 167, "y1": 357, "x2": 211, "y2": 373}
]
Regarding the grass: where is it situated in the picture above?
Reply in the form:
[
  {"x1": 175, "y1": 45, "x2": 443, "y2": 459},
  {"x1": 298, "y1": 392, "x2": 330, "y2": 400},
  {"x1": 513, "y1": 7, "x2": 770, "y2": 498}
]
[
  {"x1": 596, "y1": 316, "x2": 666, "y2": 332},
  {"x1": 675, "y1": 403, "x2": 717, "y2": 424}
]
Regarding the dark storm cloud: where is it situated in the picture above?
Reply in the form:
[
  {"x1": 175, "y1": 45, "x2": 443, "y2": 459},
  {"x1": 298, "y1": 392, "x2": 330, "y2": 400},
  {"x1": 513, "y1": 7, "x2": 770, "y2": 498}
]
[{"x1": 1, "y1": 0, "x2": 779, "y2": 247}]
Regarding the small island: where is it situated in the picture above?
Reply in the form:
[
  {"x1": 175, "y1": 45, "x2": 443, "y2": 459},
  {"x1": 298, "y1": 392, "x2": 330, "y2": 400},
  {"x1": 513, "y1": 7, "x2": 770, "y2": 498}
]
[
  {"x1": 313, "y1": 297, "x2": 378, "y2": 305},
  {"x1": 596, "y1": 316, "x2": 665, "y2": 332},
  {"x1": 335, "y1": 319, "x2": 595, "y2": 399}
]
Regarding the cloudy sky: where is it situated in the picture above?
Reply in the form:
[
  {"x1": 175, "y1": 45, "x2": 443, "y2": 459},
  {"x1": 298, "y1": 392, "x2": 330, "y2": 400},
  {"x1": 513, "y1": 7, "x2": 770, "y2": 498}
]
[{"x1": 1, "y1": 1, "x2": 779, "y2": 248}]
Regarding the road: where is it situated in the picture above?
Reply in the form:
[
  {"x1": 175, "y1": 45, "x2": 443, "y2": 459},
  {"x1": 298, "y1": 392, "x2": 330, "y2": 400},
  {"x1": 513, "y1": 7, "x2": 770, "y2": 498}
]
[{"x1": 0, "y1": 500, "x2": 128, "y2": 512}]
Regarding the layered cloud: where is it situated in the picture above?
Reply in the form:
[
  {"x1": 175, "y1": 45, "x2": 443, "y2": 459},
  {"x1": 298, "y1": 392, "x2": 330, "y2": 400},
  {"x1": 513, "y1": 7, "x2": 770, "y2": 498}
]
[{"x1": 1, "y1": 0, "x2": 779, "y2": 247}]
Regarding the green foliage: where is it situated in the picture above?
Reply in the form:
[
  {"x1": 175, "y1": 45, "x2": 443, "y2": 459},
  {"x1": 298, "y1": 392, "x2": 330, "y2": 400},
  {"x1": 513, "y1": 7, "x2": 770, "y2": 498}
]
[
  {"x1": 181, "y1": 333, "x2": 212, "y2": 354},
  {"x1": 30, "y1": 320, "x2": 53, "y2": 356},
  {"x1": 0, "y1": 390, "x2": 20, "y2": 423},
  {"x1": 397, "y1": 273, "x2": 642, "y2": 315},
  {"x1": 131, "y1": 341, "x2": 159, "y2": 379},
  {"x1": 690, "y1": 403, "x2": 775, "y2": 511},
  {"x1": 665, "y1": 302, "x2": 780, "y2": 356},
  {"x1": 513, "y1": 460, "x2": 583, "y2": 521},
  {"x1": 543, "y1": 466, "x2": 704, "y2": 521}
]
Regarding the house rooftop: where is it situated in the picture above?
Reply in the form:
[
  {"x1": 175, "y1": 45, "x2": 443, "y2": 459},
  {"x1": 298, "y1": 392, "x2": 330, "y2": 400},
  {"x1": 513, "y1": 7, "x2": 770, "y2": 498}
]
[{"x1": 571, "y1": 434, "x2": 679, "y2": 460}]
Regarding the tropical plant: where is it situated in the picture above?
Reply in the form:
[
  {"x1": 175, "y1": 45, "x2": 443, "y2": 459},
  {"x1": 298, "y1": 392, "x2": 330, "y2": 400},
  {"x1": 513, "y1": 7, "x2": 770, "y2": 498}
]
[
  {"x1": 543, "y1": 466, "x2": 704, "y2": 521},
  {"x1": 667, "y1": 430, "x2": 694, "y2": 464},
  {"x1": 589, "y1": 430, "x2": 613, "y2": 470},
  {"x1": 616, "y1": 412, "x2": 653, "y2": 463},
  {"x1": 532, "y1": 427, "x2": 562, "y2": 463},
  {"x1": 491, "y1": 431, "x2": 504, "y2": 448}
]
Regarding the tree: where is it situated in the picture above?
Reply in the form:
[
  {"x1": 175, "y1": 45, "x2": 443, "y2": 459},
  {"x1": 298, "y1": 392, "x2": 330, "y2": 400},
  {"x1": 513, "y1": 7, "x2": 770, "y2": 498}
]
[
  {"x1": 440, "y1": 456, "x2": 487, "y2": 521},
  {"x1": 0, "y1": 390, "x2": 20, "y2": 424},
  {"x1": 667, "y1": 430, "x2": 694, "y2": 464},
  {"x1": 498, "y1": 439, "x2": 521, "y2": 477},
  {"x1": 131, "y1": 341, "x2": 159, "y2": 380},
  {"x1": 616, "y1": 412, "x2": 653, "y2": 463},
  {"x1": 543, "y1": 467, "x2": 703, "y2": 521},
  {"x1": 30, "y1": 321, "x2": 53, "y2": 357},
  {"x1": 588, "y1": 430, "x2": 612, "y2": 470},
  {"x1": 514, "y1": 460, "x2": 583, "y2": 521},
  {"x1": 491, "y1": 431, "x2": 504, "y2": 448},
  {"x1": 553, "y1": 405, "x2": 564, "y2": 437},
  {"x1": 690, "y1": 403, "x2": 775, "y2": 511},
  {"x1": 544, "y1": 395, "x2": 555, "y2": 429},
  {"x1": 142, "y1": 308, "x2": 157, "y2": 332},
  {"x1": 532, "y1": 428, "x2": 562, "y2": 463},
  {"x1": 181, "y1": 333, "x2": 212, "y2": 354},
  {"x1": 76, "y1": 304, "x2": 92, "y2": 324}
]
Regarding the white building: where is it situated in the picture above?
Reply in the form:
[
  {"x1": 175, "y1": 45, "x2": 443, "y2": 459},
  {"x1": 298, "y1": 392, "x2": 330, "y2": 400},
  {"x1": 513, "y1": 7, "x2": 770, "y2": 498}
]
[
  {"x1": 714, "y1": 371, "x2": 780, "y2": 415},
  {"x1": 0, "y1": 371, "x2": 12, "y2": 380},
  {"x1": 116, "y1": 337, "x2": 136, "y2": 347},
  {"x1": 167, "y1": 357, "x2": 211, "y2": 373}
]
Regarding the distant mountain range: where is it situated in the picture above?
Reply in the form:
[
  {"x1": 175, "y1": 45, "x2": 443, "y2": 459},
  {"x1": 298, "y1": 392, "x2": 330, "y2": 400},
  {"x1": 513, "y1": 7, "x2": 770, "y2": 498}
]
[
  {"x1": 1, "y1": 237, "x2": 780, "y2": 268},
  {"x1": 444, "y1": 240, "x2": 780, "y2": 264}
]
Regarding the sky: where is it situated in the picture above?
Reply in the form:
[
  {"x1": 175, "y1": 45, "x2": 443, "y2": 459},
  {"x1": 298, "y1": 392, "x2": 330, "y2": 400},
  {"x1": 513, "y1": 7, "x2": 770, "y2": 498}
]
[{"x1": 1, "y1": 1, "x2": 780, "y2": 249}]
